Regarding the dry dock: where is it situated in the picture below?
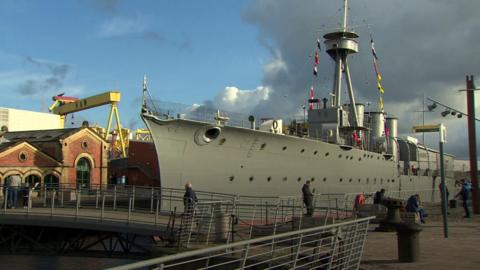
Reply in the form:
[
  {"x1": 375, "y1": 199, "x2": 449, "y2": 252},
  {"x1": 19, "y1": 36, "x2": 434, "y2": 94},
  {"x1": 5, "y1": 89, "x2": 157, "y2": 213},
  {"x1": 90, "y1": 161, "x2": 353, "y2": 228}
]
[{"x1": 361, "y1": 206, "x2": 480, "y2": 270}]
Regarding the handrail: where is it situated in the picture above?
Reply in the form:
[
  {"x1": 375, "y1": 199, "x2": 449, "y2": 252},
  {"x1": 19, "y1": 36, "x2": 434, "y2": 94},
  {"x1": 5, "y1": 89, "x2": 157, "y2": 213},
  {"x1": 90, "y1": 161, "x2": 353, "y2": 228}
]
[{"x1": 105, "y1": 216, "x2": 375, "y2": 270}]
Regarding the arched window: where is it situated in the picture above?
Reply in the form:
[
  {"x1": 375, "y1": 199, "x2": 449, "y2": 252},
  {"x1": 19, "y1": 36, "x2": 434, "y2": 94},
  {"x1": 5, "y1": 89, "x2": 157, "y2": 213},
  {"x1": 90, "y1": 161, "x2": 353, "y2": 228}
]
[
  {"x1": 25, "y1": 174, "x2": 41, "y2": 187},
  {"x1": 44, "y1": 174, "x2": 59, "y2": 189},
  {"x1": 76, "y1": 157, "x2": 91, "y2": 189}
]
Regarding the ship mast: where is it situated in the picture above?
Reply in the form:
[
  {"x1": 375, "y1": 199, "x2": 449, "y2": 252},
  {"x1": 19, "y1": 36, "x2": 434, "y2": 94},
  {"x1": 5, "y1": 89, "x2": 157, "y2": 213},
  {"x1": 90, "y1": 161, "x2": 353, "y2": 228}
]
[{"x1": 323, "y1": 0, "x2": 359, "y2": 126}]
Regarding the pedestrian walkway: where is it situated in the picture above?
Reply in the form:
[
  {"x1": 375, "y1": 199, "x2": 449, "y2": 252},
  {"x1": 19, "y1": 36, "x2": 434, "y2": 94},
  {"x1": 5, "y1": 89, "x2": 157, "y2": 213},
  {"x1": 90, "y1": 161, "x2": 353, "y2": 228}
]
[{"x1": 360, "y1": 206, "x2": 480, "y2": 270}]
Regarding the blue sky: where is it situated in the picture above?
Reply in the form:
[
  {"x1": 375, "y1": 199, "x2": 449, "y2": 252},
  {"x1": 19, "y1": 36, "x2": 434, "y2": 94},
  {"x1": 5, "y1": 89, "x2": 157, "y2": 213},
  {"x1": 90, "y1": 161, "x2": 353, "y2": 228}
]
[
  {"x1": 1, "y1": 0, "x2": 479, "y2": 159},
  {"x1": 0, "y1": 0, "x2": 268, "y2": 127}
]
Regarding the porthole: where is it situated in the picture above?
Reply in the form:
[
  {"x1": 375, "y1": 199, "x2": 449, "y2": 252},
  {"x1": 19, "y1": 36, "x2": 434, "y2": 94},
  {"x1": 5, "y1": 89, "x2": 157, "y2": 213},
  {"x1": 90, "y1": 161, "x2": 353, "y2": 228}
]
[
  {"x1": 377, "y1": 156, "x2": 380, "y2": 160},
  {"x1": 313, "y1": 150, "x2": 318, "y2": 155},
  {"x1": 282, "y1": 146, "x2": 287, "y2": 151},
  {"x1": 358, "y1": 158, "x2": 362, "y2": 161},
  {"x1": 283, "y1": 177, "x2": 287, "y2": 182},
  {"x1": 339, "y1": 178, "x2": 343, "y2": 182},
  {"x1": 249, "y1": 176, "x2": 254, "y2": 182},
  {"x1": 229, "y1": 176, "x2": 234, "y2": 181},
  {"x1": 358, "y1": 178, "x2": 361, "y2": 183},
  {"x1": 349, "y1": 178, "x2": 352, "y2": 182},
  {"x1": 387, "y1": 179, "x2": 390, "y2": 183},
  {"x1": 338, "y1": 154, "x2": 342, "y2": 158},
  {"x1": 81, "y1": 140, "x2": 88, "y2": 149},
  {"x1": 350, "y1": 156, "x2": 353, "y2": 160},
  {"x1": 345, "y1": 156, "x2": 349, "y2": 159},
  {"x1": 392, "y1": 179, "x2": 395, "y2": 183},
  {"x1": 366, "y1": 178, "x2": 370, "y2": 184},
  {"x1": 297, "y1": 177, "x2": 302, "y2": 182},
  {"x1": 64, "y1": 143, "x2": 67, "y2": 147},
  {"x1": 311, "y1": 177, "x2": 315, "y2": 182},
  {"x1": 18, "y1": 151, "x2": 27, "y2": 162},
  {"x1": 240, "y1": 165, "x2": 244, "y2": 168},
  {"x1": 363, "y1": 154, "x2": 367, "y2": 157},
  {"x1": 267, "y1": 176, "x2": 271, "y2": 182},
  {"x1": 323, "y1": 177, "x2": 327, "y2": 182},
  {"x1": 325, "y1": 152, "x2": 330, "y2": 156},
  {"x1": 260, "y1": 143, "x2": 266, "y2": 150},
  {"x1": 410, "y1": 178, "x2": 413, "y2": 182},
  {"x1": 300, "y1": 149, "x2": 305, "y2": 153}
]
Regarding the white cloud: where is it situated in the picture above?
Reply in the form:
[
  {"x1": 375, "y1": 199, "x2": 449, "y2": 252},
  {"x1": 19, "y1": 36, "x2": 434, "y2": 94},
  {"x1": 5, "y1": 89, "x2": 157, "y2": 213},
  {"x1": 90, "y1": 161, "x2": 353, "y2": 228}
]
[
  {"x1": 213, "y1": 86, "x2": 271, "y2": 113},
  {"x1": 99, "y1": 16, "x2": 147, "y2": 38}
]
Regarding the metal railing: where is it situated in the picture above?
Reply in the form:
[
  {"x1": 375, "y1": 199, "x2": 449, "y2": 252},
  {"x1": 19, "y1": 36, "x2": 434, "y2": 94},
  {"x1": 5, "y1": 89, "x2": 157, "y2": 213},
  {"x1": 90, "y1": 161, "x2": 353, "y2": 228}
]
[
  {"x1": 106, "y1": 216, "x2": 374, "y2": 270},
  {"x1": 0, "y1": 184, "x2": 357, "y2": 249}
]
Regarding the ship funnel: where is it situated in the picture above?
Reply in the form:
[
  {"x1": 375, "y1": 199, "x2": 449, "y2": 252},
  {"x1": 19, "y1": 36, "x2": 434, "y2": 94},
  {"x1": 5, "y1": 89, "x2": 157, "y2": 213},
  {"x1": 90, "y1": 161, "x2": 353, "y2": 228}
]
[
  {"x1": 366, "y1": 112, "x2": 386, "y2": 153},
  {"x1": 385, "y1": 117, "x2": 398, "y2": 158}
]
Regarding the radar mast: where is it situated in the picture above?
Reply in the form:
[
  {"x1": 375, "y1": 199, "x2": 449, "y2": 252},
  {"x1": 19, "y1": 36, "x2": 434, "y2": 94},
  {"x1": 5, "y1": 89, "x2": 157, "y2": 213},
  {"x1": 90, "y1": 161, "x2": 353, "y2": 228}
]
[{"x1": 323, "y1": 0, "x2": 359, "y2": 126}]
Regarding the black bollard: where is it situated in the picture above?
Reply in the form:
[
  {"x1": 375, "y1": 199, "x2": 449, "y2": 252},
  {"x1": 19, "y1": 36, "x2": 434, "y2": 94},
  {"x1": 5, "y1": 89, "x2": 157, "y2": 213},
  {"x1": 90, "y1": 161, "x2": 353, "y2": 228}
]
[{"x1": 396, "y1": 223, "x2": 423, "y2": 262}]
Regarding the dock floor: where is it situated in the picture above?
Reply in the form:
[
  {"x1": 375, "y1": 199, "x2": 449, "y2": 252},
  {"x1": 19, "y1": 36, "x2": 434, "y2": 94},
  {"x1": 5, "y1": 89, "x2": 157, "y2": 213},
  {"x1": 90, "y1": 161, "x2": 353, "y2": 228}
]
[{"x1": 361, "y1": 206, "x2": 480, "y2": 270}]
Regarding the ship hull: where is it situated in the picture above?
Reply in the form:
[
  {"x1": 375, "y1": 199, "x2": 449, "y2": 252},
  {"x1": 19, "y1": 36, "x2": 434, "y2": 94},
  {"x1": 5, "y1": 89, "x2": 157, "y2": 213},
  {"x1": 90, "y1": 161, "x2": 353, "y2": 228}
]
[{"x1": 143, "y1": 114, "x2": 454, "y2": 200}]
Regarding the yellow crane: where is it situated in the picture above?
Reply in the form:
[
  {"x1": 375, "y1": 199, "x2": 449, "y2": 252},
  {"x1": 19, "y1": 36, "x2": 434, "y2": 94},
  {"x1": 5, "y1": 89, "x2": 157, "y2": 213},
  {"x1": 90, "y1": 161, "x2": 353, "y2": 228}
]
[{"x1": 49, "y1": 91, "x2": 127, "y2": 158}]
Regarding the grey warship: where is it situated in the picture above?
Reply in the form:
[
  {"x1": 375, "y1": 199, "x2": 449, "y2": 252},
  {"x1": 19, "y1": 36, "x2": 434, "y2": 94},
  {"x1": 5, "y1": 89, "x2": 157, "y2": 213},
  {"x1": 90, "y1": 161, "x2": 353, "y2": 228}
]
[{"x1": 141, "y1": 0, "x2": 455, "y2": 198}]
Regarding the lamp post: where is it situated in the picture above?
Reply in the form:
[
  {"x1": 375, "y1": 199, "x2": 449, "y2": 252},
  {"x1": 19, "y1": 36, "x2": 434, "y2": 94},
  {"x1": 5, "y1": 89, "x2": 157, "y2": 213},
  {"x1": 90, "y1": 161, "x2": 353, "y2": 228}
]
[
  {"x1": 412, "y1": 124, "x2": 448, "y2": 238},
  {"x1": 464, "y1": 75, "x2": 479, "y2": 214}
]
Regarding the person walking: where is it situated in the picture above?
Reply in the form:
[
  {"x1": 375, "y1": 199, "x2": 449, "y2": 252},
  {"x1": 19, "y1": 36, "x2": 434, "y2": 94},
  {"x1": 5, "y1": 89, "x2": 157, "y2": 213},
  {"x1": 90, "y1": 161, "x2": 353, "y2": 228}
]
[
  {"x1": 456, "y1": 179, "x2": 471, "y2": 218},
  {"x1": 439, "y1": 181, "x2": 450, "y2": 214},
  {"x1": 183, "y1": 182, "x2": 198, "y2": 215},
  {"x1": 3, "y1": 176, "x2": 10, "y2": 208},
  {"x1": 22, "y1": 183, "x2": 30, "y2": 209},
  {"x1": 302, "y1": 180, "x2": 314, "y2": 216},
  {"x1": 353, "y1": 192, "x2": 366, "y2": 214},
  {"x1": 8, "y1": 174, "x2": 21, "y2": 209},
  {"x1": 373, "y1": 189, "x2": 385, "y2": 204}
]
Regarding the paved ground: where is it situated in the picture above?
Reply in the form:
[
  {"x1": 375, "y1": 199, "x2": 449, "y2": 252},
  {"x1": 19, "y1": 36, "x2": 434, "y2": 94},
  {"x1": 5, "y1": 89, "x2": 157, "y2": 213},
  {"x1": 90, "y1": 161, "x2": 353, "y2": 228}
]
[{"x1": 360, "y1": 205, "x2": 480, "y2": 270}]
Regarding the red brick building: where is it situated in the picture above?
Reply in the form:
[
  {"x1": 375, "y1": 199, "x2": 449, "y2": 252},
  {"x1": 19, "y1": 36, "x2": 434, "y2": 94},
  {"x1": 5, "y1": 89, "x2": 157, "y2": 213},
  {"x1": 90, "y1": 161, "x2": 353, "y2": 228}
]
[
  {"x1": 108, "y1": 141, "x2": 160, "y2": 186},
  {"x1": 0, "y1": 128, "x2": 109, "y2": 187}
]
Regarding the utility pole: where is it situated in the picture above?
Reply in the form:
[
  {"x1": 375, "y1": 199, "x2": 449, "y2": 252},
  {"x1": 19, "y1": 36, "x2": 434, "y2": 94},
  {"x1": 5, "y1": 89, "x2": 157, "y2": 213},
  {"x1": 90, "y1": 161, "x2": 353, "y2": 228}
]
[{"x1": 466, "y1": 75, "x2": 479, "y2": 214}]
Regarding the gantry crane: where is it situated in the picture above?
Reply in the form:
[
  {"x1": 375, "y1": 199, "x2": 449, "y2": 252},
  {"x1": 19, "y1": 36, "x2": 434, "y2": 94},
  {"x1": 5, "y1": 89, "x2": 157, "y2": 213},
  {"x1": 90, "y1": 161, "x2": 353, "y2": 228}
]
[{"x1": 49, "y1": 91, "x2": 127, "y2": 158}]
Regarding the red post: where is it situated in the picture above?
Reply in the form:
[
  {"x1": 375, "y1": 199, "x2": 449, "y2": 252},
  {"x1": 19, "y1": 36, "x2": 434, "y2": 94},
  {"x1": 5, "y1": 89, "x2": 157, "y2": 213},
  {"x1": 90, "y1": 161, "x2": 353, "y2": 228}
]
[{"x1": 466, "y1": 75, "x2": 479, "y2": 214}]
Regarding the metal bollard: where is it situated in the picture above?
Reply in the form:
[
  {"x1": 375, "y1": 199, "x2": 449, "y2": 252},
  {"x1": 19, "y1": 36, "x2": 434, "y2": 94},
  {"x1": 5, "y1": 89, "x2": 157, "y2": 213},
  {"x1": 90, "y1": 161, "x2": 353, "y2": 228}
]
[
  {"x1": 396, "y1": 223, "x2": 423, "y2": 262},
  {"x1": 4, "y1": 187, "x2": 8, "y2": 213}
]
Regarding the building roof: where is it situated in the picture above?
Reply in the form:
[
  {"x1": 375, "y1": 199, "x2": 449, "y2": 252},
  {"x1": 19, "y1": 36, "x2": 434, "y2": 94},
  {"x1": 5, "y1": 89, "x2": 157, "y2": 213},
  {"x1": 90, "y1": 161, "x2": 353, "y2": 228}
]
[{"x1": 2, "y1": 128, "x2": 81, "y2": 142}]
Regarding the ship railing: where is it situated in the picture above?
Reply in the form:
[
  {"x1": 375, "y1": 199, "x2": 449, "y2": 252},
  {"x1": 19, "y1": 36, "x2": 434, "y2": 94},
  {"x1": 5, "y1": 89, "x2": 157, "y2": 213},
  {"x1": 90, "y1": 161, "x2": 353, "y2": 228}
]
[{"x1": 105, "y1": 216, "x2": 375, "y2": 270}]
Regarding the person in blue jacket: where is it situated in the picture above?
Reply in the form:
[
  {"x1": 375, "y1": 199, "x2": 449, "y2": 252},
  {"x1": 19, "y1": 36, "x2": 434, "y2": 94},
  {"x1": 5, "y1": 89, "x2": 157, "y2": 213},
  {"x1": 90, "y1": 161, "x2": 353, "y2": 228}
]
[
  {"x1": 456, "y1": 179, "x2": 471, "y2": 218},
  {"x1": 406, "y1": 194, "x2": 426, "y2": 224},
  {"x1": 183, "y1": 182, "x2": 198, "y2": 214}
]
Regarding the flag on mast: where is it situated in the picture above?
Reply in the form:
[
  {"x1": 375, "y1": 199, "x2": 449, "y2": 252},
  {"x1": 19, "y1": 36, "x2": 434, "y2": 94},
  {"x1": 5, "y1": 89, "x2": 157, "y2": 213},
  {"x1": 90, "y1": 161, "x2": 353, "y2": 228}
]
[
  {"x1": 313, "y1": 65, "x2": 318, "y2": 76},
  {"x1": 371, "y1": 37, "x2": 378, "y2": 60},
  {"x1": 317, "y1": 38, "x2": 321, "y2": 50},
  {"x1": 314, "y1": 50, "x2": 319, "y2": 65},
  {"x1": 309, "y1": 86, "x2": 315, "y2": 109}
]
